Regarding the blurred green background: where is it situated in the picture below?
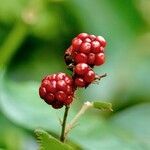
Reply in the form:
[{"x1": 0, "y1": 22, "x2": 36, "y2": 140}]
[{"x1": 0, "y1": 0, "x2": 150, "y2": 149}]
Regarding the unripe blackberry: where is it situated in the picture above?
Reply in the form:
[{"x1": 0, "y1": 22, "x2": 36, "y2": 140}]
[
  {"x1": 73, "y1": 63, "x2": 96, "y2": 88},
  {"x1": 39, "y1": 73, "x2": 75, "y2": 109},
  {"x1": 64, "y1": 33, "x2": 106, "y2": 67}
]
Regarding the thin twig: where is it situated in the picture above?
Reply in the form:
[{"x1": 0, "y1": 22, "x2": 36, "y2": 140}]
[
  {"x1": 65, "y1": 101, "x2": 93, "y2": 137},
  {"x1": 100, "y1": 73, "x2": 107, "y2": 78},
  {"x1": 95, "y1": 73, "x2": 107, "y2": 80},
  {"x1": 60, "y1": 105, "x2": 70, "y2": 142}
]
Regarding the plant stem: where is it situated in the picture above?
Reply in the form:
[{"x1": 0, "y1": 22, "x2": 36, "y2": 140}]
[
  {"x1": 95, "y1": 73, "x2": 107, "y2": 80},
  {"x1": 60, "y1": 105, "x2": 70, "y2": 142},
  {"x1": 65, "y1": 101, "x2": 92, "y2": 137}
]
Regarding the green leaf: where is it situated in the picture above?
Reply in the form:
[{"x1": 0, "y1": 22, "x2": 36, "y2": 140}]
[
  {"x1": 92, "y1": 101, "x2": 113, "y2": 111},
  {"x1": 35, "y1": 129, "x2": 73, "y2": 150}
]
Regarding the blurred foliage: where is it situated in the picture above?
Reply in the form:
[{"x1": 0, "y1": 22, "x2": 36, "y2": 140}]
[{"x1": 0, "y1": 0, "x2": 150, "y2": 149}]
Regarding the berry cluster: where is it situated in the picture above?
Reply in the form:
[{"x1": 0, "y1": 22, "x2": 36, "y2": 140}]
[
  {"x1": 65, "y1": 33, "x2": 106, "y2": 88},
  {"x1": 65, "y1": 33, "x2": 106, "y2": 67},
  {"x1": 39, "y1": 33, "x2": 107, "y2": 109},
  {"x1": 39, "y1": 73, "x2": 74, "y2": 109}
]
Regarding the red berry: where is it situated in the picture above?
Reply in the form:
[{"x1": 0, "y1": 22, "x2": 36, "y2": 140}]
[
  {"x1": 84, "y1": 70, "x2": 95, "y2": 83},
  {"x1": 65, "y1": 33, "x2": 106, "y2": 67},
  {"x1": 39, "y1": 73, "x2": 75, "y2": 109},
  {"x1": 74, "y1": 53, "x2": 87, "y2": 64},
  {"x1": 77, "y1": 33, "x2": 88, "y2": 40},
  {"x1": 91, "y1": 41, "x2": 101, "y2": 53},
  {"x1": 74, "y1": 78, "x2": 86, "y2": 87},
  {"x1": 94, "y1": 53, "x2": 105, "y2": 66},
  {"x1": 72, "y1": 38, "x2": 82, "y2": 50},
  {"x1": 80, "y1": 42, "x2": 91, "y2": 54},
  {"x1": 75, "y1": 63, "x2": 89, "y2": 75},
  {"x1": 96, "y1": 36, "x2": 106, "y2": 47},
  {"x1": 88, "y1": 53, "x2": 95, "y2": 65}
]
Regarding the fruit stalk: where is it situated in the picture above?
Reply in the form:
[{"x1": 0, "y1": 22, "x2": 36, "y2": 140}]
[
  {"x1": 60, "y1": 105, "x2": 70, "y2": 142},
  {"x1": 65, "y1": 101, "x2": 93, "y2": 137}
]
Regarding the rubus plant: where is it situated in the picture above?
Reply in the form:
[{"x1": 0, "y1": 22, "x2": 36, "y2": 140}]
[{"x1": 36, "y1": 33, "x2": 112, "y2": 150}]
